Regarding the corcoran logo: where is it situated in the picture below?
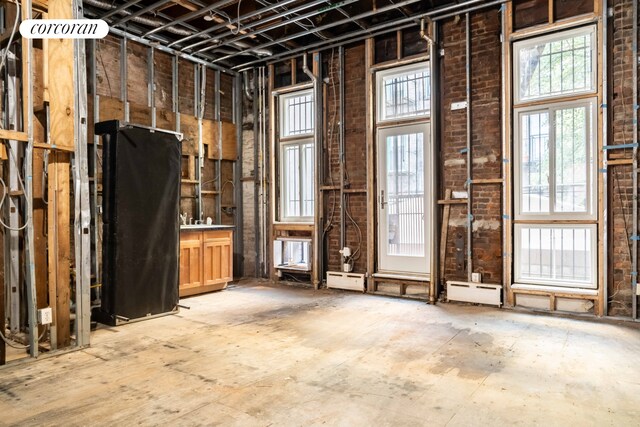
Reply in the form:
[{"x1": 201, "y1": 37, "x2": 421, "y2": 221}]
[{"x1": 19, "y1": 19, "x2": 109, "y2": 39}]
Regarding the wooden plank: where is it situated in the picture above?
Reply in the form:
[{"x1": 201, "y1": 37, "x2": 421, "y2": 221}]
[
  {"x1": 48, "y1": 152, "x2": 71, "y2": 348},
  {"x1": 128, "y1": 101, "x2": 152, "y2": 127},
  {"x1": 0, "y1": 129, "x2": 29, "y2": 142},
  {"x1": 504, "y1": 1, "x2": 514, "y2": 307},
  {"x1": 180, "y1": 113, "x2": 199, "y2": 155},
  {"x1": 98, "y1": 96, "x2": 125, "y2": 122},
  {"x1": 47, "y1": 0, "x2": 74, "y2": 151},
  {"x1": 33, "y1": 149, "x2": 48, "y2": 337},
  {"x1": 438, "y1": 199, "x2": 468, "y2": 205},
  {"x1": 473, "y1": 178, "x2": 503, "y2": 185},
  {"x1": 440, "y1": 190, "x2": 452, "y2": 287},
  {"x1": 606, "y1": 158, "x2": 633, "y2": 166}
]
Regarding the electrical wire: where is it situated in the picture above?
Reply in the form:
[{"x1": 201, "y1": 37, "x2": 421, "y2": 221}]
[
  {"x1": 230, "y1": 0, "x2": 243, "y2": 36},
  {"x1": 0, "y1": 325, "x2": 49, "y2": 349},
  {"x1": 0, "y1": 0, "x2": 20, "y2": 76},
  {"x1": 0, "y1": 141, "x2": 32, "y2": 231}
]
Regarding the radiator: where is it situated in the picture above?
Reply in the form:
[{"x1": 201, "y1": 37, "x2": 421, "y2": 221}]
[
  {"x1": 446, "y1": 281, "x2": 502, "y2": 307},
  {"x1": 327, "y1": 272, "x2": 365, "y2": 292}
]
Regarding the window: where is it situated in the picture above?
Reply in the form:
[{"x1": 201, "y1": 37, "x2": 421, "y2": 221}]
[
  {"x1": 515, "y1": 225, "x2": 596, "y2": 288},
  {"x1": 280, "y1": 90, "x2": 314, "y2": 137},
  {"x1": 514, "y1": 26, "x2": 596, "y2": 103},
  {"x1": 515, "y1": 100, "x2": 595, "y2": 219},
  {"x1": 278, "y1": 90, "x2": 314, "y2": 222},
  {"x1": 513, "y1": 26, "x2": 598, "y2": 289},
  {"x1": 377, "y1": 62, "x2": 430, "y2": 122}
]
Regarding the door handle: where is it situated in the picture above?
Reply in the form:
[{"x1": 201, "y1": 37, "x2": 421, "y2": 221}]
[{"x1": 380, "y1": 190, "x2": 387, "y2": 209}]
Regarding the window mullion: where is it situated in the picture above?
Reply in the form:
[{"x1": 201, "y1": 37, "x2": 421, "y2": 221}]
[{"x1": 549, "y1": 106, "x2": 557, "y2": 216}]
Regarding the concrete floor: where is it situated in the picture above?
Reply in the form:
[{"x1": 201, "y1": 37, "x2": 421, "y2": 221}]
[{"x1": 1, "y1": 280, "x2": 639, "y2": 426}]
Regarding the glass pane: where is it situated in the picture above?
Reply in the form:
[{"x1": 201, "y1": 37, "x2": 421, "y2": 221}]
[
  {"x1": 555, "y1": 106, "x2": 588, "y2": 212},
  {"x1": 518, "y1": 30, "x2": 593, "y2": 101},
  {"x1": 521, "y1": 111, "x2": 550, "y2": 213},
  {"x1": 383, "y1": 70, "x2": 430, "y2": 120},
  {"x1": 283, "y1": 93, "x2": 314, "y2": 137},
  {"x1": 301, "y1": 143, "x2": 315, "y2": 217},
  {"x1": 283, "y1": 144, "x2": 300, "y2": 217},
  {"x1": 518, "y1": 226, "x2": 593, "y2": 286},
  {"x1": 386, "y1": 132, "x2": 424, "y2": 257}
]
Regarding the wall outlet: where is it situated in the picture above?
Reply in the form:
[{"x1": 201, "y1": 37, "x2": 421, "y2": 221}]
[
  {"x1": 38, "y1": 307, "x2": 53, "y2": 325},
  {"x1": 471, "y1": 272, "x2": 482, "y2": 283}
]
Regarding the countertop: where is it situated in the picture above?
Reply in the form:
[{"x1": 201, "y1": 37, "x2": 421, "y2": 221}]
[{"x1": 180, "y1": 224, "x2": 235, "y2": 231}]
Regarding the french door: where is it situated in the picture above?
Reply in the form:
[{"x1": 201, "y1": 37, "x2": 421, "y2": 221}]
[{"x1": 377, "y1": 123, "x2": 430, "y2": 274}]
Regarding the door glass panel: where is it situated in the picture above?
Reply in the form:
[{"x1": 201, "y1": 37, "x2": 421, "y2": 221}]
[
  {"x1": 385, "y1": 132, "x2": 424, "y2": 257},
  {"x1": 555, "y1": 106, "x2": 588, "y2": 212},
  {"x1": 521, "y1": 111, "x2": 550, "y2": 213}
]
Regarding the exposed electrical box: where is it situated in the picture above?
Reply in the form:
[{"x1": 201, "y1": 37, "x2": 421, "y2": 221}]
[
  {"x1": 451, "y1": 101, "x2": 468, "y2": 111},
  {"x1": 38, "y1": 308, "x2": 53, "y2": 325}
]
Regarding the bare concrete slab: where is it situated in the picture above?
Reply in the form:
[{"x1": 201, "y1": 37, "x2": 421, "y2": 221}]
[{"x1": 1, "y1": 280, "x2": 639, "y2": 426}]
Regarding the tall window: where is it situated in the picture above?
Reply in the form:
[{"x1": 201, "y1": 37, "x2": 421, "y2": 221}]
[
  {"x1": 513, "y1": 26, "x2": 597, "y2": 289},
  {"x1": 279, "y1": 90, "x2": 314, "y2": 222}
]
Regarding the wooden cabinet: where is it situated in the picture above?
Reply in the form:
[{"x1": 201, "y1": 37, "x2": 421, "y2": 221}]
[{"x1": 179, "y1": 228, "x2": 233, "y2": 297}]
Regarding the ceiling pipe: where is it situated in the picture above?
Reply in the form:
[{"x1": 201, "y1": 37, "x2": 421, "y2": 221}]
[
  {"x1": 168, "y1": 0, "x2": 299, "y2": 49},
  {"x1": 144, "y1": 0, "x2": 237, "y2": 38},
  {"x1": 420, "y1": 17, "x2": 433, "y2": 45}
]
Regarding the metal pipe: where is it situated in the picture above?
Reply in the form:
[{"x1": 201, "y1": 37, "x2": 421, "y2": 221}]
[
  {"x1": 253, "y1": 67, "x2": 261, "y2": 277},
  {"x1": 99, "y1": 0, "x2": 145, "y2": 20},
  {"x1": 120, "y1": 37, "x2": 129, "y2": 122},
  {"x1": 500, "y1": 3, "x2": 509, "y2": 306},
  {"x1": 243, "y1": 71, "x2": 253, "y2": 101},
  {"x1": 601, "y1": 0, "x2": 608, "y2": 316},
  {"x1": 429, "y1": 20, "x2": 439, "y2": 304},
  {"x1": 214, "y1": 0, "x2": 422, "y2": 64},
  {"x1": 466, "y1": 13, "x2": 473, "y2": 283},
  {"x1": 171, "y1": 0, "x2": 300, "y2": 49},
  {"x1": 234, "y1": 73, "x2": 244, "y2": 276},
  {"x1": 112, "y1": 0, "x2": 174, "y2": 26},
  {"x1": 148, "y1": 47, "x2": 156, "y2": 128},
  {"x1": 302, "y1": 53, "x2": 323, "y2": 288},
  {"x1": 420, "y1": 17, "x2": 434, "y2": 46},
  {"x1": 339, "y1": 46, "x2": 345, "y2": 258},
  {"x1": 21, "y1": 0, "x2": 38, "y2": 357},
  {"x1": 236, "y1": 0, "x2": 506, "y2": 70},
  {"x1": 144, "y1": 0, "x2": 236, "y2": 38},
  {"x1": 195, "y1": 0, "x2": 358, "y2": 55},
  {"x1": 632, "y1": 0, "x2": 638, "y2": 319}
]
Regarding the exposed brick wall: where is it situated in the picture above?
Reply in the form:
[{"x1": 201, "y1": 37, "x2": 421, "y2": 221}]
[
  {"x1": 439, "y1": 9, "x2": 503, "y2": 285},
  {"x1": 324, "y1": 44, "x2": 368, "y2": 274},
  {"x1": 608, "y1": 0, "x2": 639, "y2": 316},
  {"x1": 178, "y1": 59, "x2": 195, "y2": 116}
]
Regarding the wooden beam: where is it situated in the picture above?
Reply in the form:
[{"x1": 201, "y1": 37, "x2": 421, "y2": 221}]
[
  {"x1": 48, "y1": 152, "x2": 71, "y2": 348},
  {"x1": 439, "y1": 189, "x2": 452, "y2": 287},
  {"x1": 33, "y1": 150, "x2": 48, "y2": 337},
  {"x1": 0, "y1": 129, "x2": 29, "y2": 142},
  {"x1": 47, "y1": 0, "x2": 74, "y2": 348}
]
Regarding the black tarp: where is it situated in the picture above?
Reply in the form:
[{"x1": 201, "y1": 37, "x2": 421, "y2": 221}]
[{"x1": 95, "y1": 121, "x2": 181, "y2": 325}]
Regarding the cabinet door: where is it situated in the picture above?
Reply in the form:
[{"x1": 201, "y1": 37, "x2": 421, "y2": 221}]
[
  {"x1": 179, "y1": 235, "x2": 203, "y2": 290},
  {"x1": 203, "y1": 231, "x2": 232, "y2": 285}
]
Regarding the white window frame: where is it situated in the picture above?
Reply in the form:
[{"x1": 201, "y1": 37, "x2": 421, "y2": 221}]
[
  {"x1": 514, "y1": 97, "x2": 597, "y2": 221},
  {"x1": 376, "y1": 62, "x2": 430, "y2": 124},
  {"x1": 279, "y1": 89, "x2": 314, "y2": 138},
  {"x1": 514, "y1": 223, "x2": 597, "y2": 289},
  {"x1": 513, "y1": 25, "x2": 597, "y2": 105},
  {"x1": 279, "y1": 139, "x2": 314, "y2": 222}
]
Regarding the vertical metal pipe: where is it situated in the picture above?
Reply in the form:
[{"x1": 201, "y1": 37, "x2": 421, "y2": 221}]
[
  {"x1": 601, "y1": 0, "x2": 608, "y2": 316},
  {"x1": 148, "y1": 47, "x2": 156, "y2": 128},
  {"x1": 339, "y1": 46, "x2": 346, "y2": 257},
  {"x1": 172, "y1": 56, "x2": 180, "y2": 132},
  {"x1": 466, "y1": 13, "x2": 473, "y2": 283},
  {"x1": 500, "y1": 4, "x2": 509, "y2": 305},
  {"x1": 215, "y1": 70, "x2": 222, "y2": 224},
  {"x1": 72, "y1": 3, "x2": 91, "y2": 347},
  {"x1": 262, "y1": 65, "x2": 268, "y2": 277},
  {"x1": 91, "y1": 39, "x2": 101, "y2": 303},
  {"x1": 121, "y1": 37, "x2": 129, "y2": 122},
  {"x1": 234, "y1": 73, "x2": 244, "y2": 276},
  {"x1": 22, "y1": 0, "x2": 38, "y2": 356},
  {"x1": 253, "y1": 68, "x2": 261, "y2": 277},
  {"x1": 428, "y1": 20, "x2": 439, "y2": 303},
  {"x1": 632, "y1": 0, "x2": 638, "y2": 319}
]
